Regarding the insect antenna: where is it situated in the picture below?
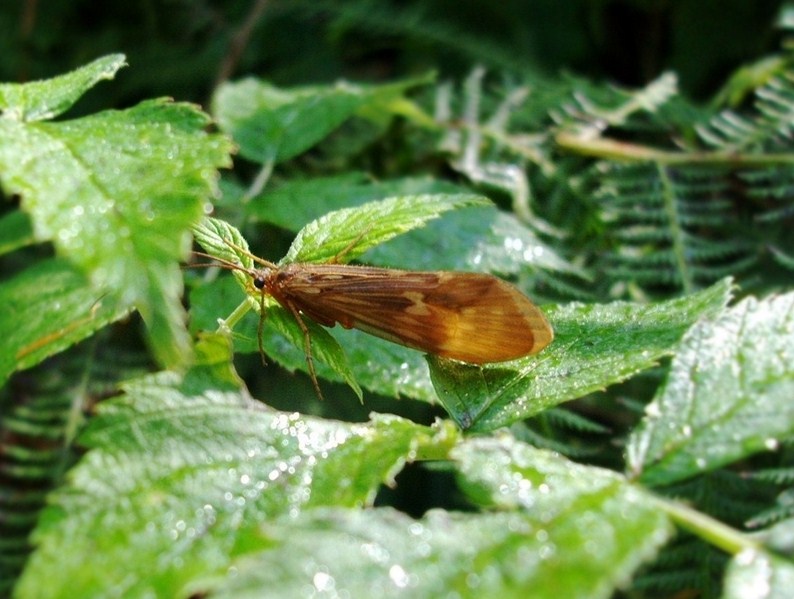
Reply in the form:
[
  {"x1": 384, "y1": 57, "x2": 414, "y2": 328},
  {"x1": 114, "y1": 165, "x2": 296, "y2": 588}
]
[
  {"x1": 217, "y1": 239, "x2": 279, "y2": 270},
  {"x1": 187, "y1": 250, "x2": 255, "y2": 276}
]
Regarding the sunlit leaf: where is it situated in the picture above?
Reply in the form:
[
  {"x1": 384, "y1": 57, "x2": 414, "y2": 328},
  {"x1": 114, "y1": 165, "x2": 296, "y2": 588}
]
[{"x1": 627, "y1": 291, "x2": 794, "y2": 486}]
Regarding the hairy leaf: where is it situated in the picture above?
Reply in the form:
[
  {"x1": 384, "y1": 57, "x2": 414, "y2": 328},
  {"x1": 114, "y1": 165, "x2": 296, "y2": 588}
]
[
  {"x1": 0, "y1": 66, "x2": 233, "y2": 367},
  {"x1": 198, "y1": 504, "x2": 667, "y2": 599},
  {"x1": 0, "y1": 259, "x2": 131, "y2": 384},
  {"x1": 0, "y1": 54, "x2": 125, "y2": 121},
  {"x1": 282, "y1": 193, "x2": 491, "y2": 264},
  {"x1": 627, "y1": 291, "x2": 794, "y2": 486},
  {"x1": 247, "y1": 174, "x2": 581, "y2": 277},
  {"x1": 15, "y1": 340, "x2": 446, "y2": 598}
]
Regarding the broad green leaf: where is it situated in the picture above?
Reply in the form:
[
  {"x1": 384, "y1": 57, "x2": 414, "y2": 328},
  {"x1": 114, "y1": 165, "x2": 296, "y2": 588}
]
[
  {"x1": 723, "y1": 548, "x2": 794, "y2": 599},
  {"x1": 282, "y1": 193, "x2": 491, "y2": 264},
  {"x1": 212, "y1": 75, "x2": 431, "y2": 164},
  {"x1": 0, "y1": 86, "x2": 233, "y2": 367},
  {"x1": 203, "y1": 436, "x2": 671, "y2": 598},
  {"x1": 247, "y1": 174, "x2": 582, "y2": 276},
  {"x1": 627, "y1": 291, "x2": 794, "y2": 486},
  {"x1": 0, "y1": 259, "x2": 131, "y2": 385},
  {"x1": 245, "y1": 173, "x2": 465, "y2": 227},
  {"x1": 0, "y1": 54, "x2": 125, "y2": 121},
  {"x1": 366, "y1": 206, "x2": 582, "y2": 276},
  {"x1": 196, "y1": 502, "x2": 667, "y2": 599},
  {"x1": 191, "y1": 214, "x2": 255, "y2": 289},
  {"x1": 328, "y1": 328, "x2": 436, "y2": 400},
  {"x1": 186, "y1": 331, "x2": 247, "y2": 391},
  {"x1": 429, "y1": 278, "x2": 733, "y2": 431},
  {"x1": 16, "y1": 351, "x2": 448, "y2": 598},
  {"x1": 448, "y1": 436, "x2": 673, "y2": 598}
]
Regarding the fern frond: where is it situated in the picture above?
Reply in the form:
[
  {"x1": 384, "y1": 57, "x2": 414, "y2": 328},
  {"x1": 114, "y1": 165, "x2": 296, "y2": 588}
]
[
  {"x1": 543, "y1": 406, "x2": 611, "y2": 434},
  {"x1": 527, "y1": 269, "x2": 596, "y2": 302},
  {"x1": 740, "y1": 165, "x2": 794, "y2": 226},
  {"x1": 594, "y1": 162, "x2": 755, "y2": 293},
  {"x1": 550, "y1": 72, "x2": 680, "y2": 137},
  {"x1": 0, "y1": 376, "x2": 76, "y2": 591},
  {"x1": 513, "y1": 407, "x2": 612, "y2": 459},
  {"x1": 745, "y1": 489, "x2": 794, "y2": 528},
  {"x1": 631, "y1": 536, "x2": 725, "y2": 598},
  {"x1": 697, "y1": 70, "x2": 794, "y2": 151},
  {"x1": 745, "y1": 466, "x2": 794, "y2": 528},
  {"x1": 0, "y1": 342, "x2": 148, "y2": 592},
  {"x1": 750, "y1": 467, "x2": 794, "y2": 484}
]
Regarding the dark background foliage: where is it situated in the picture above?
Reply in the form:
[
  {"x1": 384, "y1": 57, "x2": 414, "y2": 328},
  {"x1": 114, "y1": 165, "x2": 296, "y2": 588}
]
[{"x1": 1, "y1": 0, "x2": 785, "y2": 107}]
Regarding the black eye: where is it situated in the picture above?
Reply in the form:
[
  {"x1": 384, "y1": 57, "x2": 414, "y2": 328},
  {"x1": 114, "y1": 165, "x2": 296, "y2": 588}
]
[{"x1": 253, "y1": 276, "x2": 265, "y2": 289}]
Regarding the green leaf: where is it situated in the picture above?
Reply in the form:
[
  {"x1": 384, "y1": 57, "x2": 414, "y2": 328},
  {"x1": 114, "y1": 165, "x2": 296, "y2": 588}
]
[
  {"x1": 0, "y1": 87, "x2": 233, "y2": 367},
  {"x1": 283, "y1": 193, "x2": 492, "y2": 264},
  {"x1": 327, "y1": 328, "x2": 437, "y2": 400},
  {"x1": 430, "y1": 278, "x2": 733, "y2": 431},
  {"x1": 626, "y1": 291, "x2": 794, "y2": 486},
  {"x1": 448, "y1": 436, "x2": 673, "y2": 598},
  {"x1": 0, "y1": 210, "x2": 34, "y2": 255},
  {"x1": 188, "y1": 331, "x2": 246, "y2": 391},
  {"x1": 0, "y1": 259, "x2": 131, "y2": 385},
  {"x1": 192, "y1": 215, "x2": 255, "y2": 269},
  {"x1": 16, "y1": 357, "x2": 447, "y2": 598},
  {"x1": 204, "y1": 436, "x2": 671, "y2": 598},
  {"x1": 247, "y1": 174, "x2": 582, "y2": 276},
  {"x1": 245, "y1": 173, "x2": 466, "y2": 227},
  {"x1": 265, "y1": 303, "x2": 364, "y2": 400},
  {"x1": 18, "y1": 365, "x2": 671, "y2": 599},
  {"x1": 212, "y1": 75, "x2": 431, "y2": 164},
  {"x1": 723, "y1": 549, "x2": 794, "y2": 599},
  {"x1": 0, "y1": 54, "x2": 125, "y2": 121},
  {"x1": 366, "y1": 206, "x2": 583, "y2": 276},
  {"x1": 198, "y1": 503, "x2": 667, "y2": 599}
]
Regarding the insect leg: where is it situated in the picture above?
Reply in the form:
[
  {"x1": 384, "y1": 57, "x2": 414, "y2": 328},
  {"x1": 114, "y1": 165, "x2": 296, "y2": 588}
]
[
  {"x1": 256, "y1": 289, "x2": 268, "y2": 367},
  {"x1": 283, "y1": 301, "x2": 325, "y2": 401}
]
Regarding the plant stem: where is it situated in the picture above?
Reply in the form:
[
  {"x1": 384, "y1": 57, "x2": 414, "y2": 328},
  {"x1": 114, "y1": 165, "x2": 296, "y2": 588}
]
[
  {"x1": 556, "y1": 131, "x2": 794, "y2": 165},
  {"x1": 218, "y1": 300, "x2": 252, "y2": 332},
  {"x1": 653, "y1": 495, "x2": 761, "y2": 555}
]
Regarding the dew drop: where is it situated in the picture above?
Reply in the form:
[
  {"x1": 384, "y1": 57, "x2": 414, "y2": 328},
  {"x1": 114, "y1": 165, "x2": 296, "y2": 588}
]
[
  {"x1": 312, "y1": 570, "x2": 335, "y2": 592},
  {"x1": 389, "y1": 564, "x2": 410, "y2": 588}
]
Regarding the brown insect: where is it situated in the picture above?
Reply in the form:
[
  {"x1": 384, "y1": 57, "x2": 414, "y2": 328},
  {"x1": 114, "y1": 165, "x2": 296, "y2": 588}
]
[{"x1": 194, "y1": 246, "x2": 553, "y2": 399}]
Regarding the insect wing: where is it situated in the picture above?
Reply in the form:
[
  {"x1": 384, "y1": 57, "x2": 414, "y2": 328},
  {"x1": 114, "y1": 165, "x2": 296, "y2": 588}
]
[{"x1": 277, "y1": 265, "x2": 553, "y2": 363}]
